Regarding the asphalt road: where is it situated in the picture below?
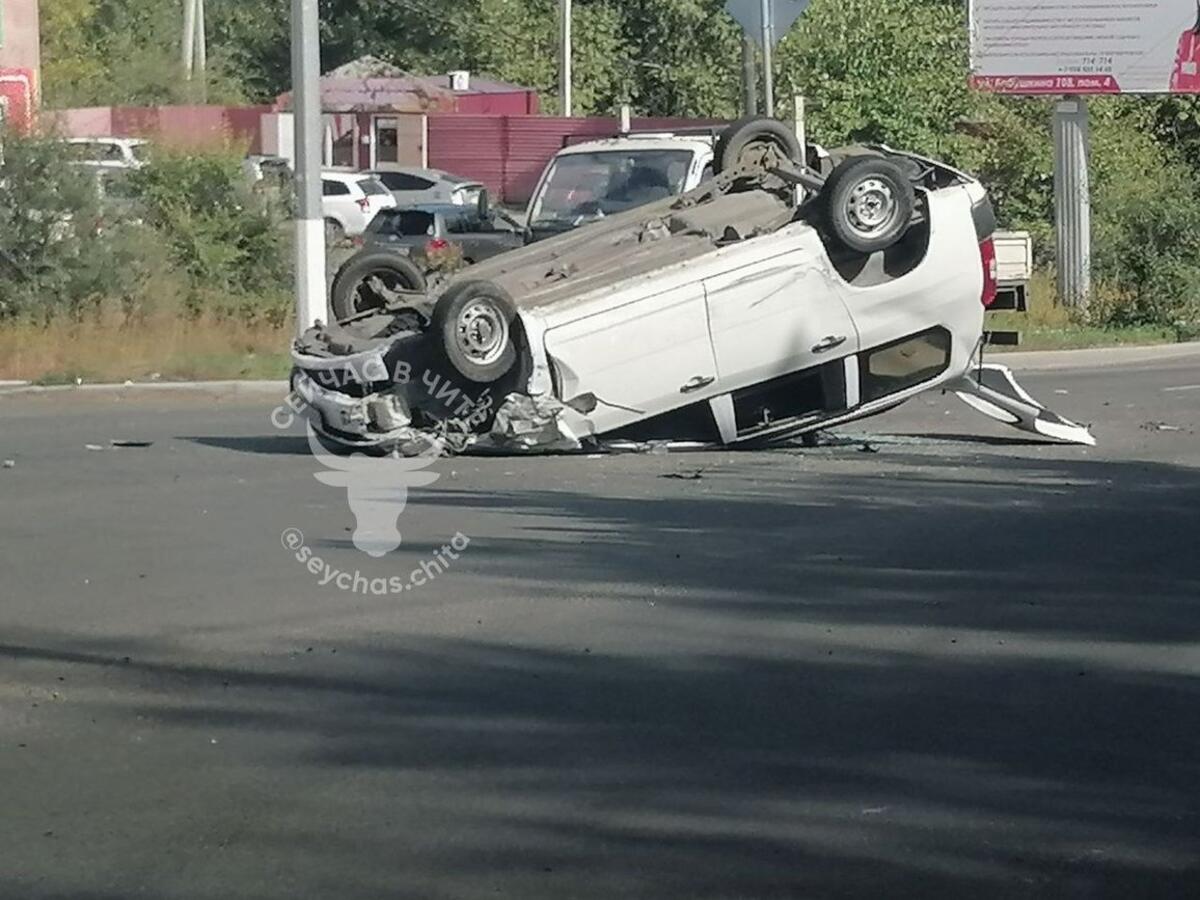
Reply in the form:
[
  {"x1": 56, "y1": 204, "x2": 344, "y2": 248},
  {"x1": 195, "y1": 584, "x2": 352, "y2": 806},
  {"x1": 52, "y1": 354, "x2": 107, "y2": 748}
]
[{"x1": 1, "y1": 348, "x2": 1198, "y2": 900}]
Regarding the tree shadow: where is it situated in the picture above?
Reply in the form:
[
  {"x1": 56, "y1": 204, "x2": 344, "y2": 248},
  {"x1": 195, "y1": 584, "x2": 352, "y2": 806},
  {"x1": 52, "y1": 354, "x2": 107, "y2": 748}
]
[{"x1": 4, "y1": 451, "x2": 1199, "y2": 898}]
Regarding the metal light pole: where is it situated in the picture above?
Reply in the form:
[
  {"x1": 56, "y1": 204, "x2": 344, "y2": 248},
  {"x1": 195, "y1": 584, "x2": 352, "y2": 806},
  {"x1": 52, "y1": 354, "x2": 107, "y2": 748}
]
[
  {"x1": 760, "y1": 0, "x2": 775, "y2": 116},
  {"x1": 291, "y1": 0, "x2": 327, "y2": 332},
  {"x1": 560, "y1": 0, "x2": 573, "y2": 116}
]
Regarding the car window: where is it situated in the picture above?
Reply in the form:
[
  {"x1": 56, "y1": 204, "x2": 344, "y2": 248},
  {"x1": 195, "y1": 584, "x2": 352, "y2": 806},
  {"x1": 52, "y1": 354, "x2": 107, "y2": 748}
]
[
  {"x1": 322, "y1": 179, "x2": 350, "y2": 197},
  {"x1": 358, "y1": 178, "x2": 391, "y2": 197},
  {"x1": 376, "y1": 173, "x2": 437, "y2": 191},
  {"x1": 445, "y1": 213, "x2": 474, "y2": 234},
  {"x1": 369, "y1": 210, "x2": 436, "y2": 237},
  {"x1": 530, "y1": 149, "x2": 693, "y2": 225},
  {"x1": 130, "y1": 144, "x2": 150, "y2": 163}
]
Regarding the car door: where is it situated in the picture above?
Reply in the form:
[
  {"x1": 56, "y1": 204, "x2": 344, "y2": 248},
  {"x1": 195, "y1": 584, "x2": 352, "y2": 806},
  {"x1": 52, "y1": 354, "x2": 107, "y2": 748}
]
[
  {"x1": 703, "y1": 224, "x2": 858, "y2": 391},
  {"x1": 544, "y1": 281, "x2": 719, "y2": 435},
  {"x1": 457, "y1": 212, "x2": 524, "y2": 262},
  {"x1": 321, "y1": 179, "x2": 352, "y2": 229}
]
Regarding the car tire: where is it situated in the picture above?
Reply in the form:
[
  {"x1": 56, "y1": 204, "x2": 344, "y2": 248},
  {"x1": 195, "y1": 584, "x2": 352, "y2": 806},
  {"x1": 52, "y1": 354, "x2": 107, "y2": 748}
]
[
  {"x1": 821, "y1": 155, "x2": 916, "y2": 254},
  {"x1": 431, "y1": 281, "x2": 519, "y2": 384},
  {"x1": 330, "y1": 251, "x2": 427, "y2": 322},
  {"x1": 715, "y1": 117, "x2": 804, "y2": 174},
  {"x1": 324, "y1": 218, "x2": 345, "y2": 245}
]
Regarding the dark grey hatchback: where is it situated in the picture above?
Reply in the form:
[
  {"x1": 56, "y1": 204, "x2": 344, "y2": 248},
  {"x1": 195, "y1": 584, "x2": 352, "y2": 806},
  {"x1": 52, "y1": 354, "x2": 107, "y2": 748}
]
[{"x1": 330, "y1": 203, "x2": 526, "y2": 321}]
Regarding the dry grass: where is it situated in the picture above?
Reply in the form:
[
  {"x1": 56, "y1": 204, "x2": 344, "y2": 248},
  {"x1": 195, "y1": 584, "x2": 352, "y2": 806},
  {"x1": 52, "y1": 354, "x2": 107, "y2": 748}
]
[
  {"x1": 986, "y1": 270, "x2": 1178, "y2": 351},
  {"x1": 0, "y1": 312, "x2": 292, "y2": 384}
]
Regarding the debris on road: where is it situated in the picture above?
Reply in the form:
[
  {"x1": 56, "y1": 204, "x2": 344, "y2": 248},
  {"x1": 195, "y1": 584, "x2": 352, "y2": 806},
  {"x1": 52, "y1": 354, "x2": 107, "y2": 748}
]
[
  {"x1": 111, "y1": 440, "x2": 155, "y2": 449},
  {"x1": 1141, "y1": 421, "x2": 1183, "y2": 432},
  {"x1": 2, "y1": 459, "x2": 14, "y2": 469},
  {"x1": 84, "y1": 444, "x2": 105, "y2": 452},
  {"x1": 660, "y1": 470, "x2": 705, "y2": 481}
]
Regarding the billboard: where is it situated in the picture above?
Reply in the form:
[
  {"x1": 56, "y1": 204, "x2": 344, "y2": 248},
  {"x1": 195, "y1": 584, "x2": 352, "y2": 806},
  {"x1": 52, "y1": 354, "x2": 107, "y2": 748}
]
[{"x1": 970, "y1": 0, "x2": 1200, "y2": 94}]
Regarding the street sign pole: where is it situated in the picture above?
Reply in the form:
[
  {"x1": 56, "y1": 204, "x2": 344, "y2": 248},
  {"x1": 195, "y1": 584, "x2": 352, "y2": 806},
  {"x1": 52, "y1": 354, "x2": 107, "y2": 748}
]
[
  {"x1": 1053, "y1": 96, "x2": 1091, "y2": 309},
  {"x1": 291, "y1": 0, "x2": 326, "y2": 333},
  {"x1": 760, "y1": 0, "x2": 775, "y2": 116},
  {"x1": 560, "y1": 0, "x2": 573, "y2": 117}
]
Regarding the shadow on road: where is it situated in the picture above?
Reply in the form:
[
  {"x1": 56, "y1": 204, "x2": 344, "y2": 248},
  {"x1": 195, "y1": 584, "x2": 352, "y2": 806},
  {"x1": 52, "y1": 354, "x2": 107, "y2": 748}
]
[{"x1": 4, "y1": 452, "x2": 1199, "y2": 899}]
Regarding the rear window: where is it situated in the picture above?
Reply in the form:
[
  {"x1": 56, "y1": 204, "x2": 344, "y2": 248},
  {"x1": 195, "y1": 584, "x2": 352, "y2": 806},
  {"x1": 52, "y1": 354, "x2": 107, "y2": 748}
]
[
  {"x1": 322, "y1": 179, "x2": 350, "y2": 196},
  {"x1": 358, "y1": 178, "x2": 391, "y2": 197},
  {"x1": 377, "y1": 172, "x2": 437, "y2": 191},
  {"x1": 370, "y1": 210, "x2": 436, "y2": 237}
]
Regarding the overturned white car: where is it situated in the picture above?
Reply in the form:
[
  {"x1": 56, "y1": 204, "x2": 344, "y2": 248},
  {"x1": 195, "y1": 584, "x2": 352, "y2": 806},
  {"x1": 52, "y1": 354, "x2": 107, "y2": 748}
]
[{"x1": 292, "y1": 118, "x2": 1094, "y2": 454}]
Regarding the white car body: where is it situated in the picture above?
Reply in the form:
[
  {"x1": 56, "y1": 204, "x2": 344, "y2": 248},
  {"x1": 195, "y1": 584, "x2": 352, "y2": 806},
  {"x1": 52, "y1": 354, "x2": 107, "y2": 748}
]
[
  {"x1": 320, "y1": 171, "x2": 397, "y2": 238},
  {"x1": 294, "y1": 145, "x2": 1094, "y2": 453},
  {"x1": 66, "y1": 137, "x2": 149, "y2": 169}
]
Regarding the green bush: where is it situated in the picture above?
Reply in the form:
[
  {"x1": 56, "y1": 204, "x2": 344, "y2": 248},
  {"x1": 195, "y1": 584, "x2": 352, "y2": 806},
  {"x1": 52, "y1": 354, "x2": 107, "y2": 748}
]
[
  {"x1": 127, "y1": 151, "x2": 293, "y2": 305},
  {"x1": 0, "y1": 131, "x2": 144, "y2": 321},
  {"x1": 0, "y1": 133, "x2": 292, "y2": 328}
]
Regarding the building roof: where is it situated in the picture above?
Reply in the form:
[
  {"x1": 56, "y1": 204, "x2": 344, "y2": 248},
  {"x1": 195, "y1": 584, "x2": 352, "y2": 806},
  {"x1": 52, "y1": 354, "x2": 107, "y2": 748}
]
[{"x1": 276, "y1": 56, "x2": 535, "y2": 112}]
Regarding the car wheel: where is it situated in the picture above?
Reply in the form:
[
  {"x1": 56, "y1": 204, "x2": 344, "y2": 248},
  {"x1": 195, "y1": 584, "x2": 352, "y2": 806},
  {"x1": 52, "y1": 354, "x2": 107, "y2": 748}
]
[
  {"x1": 330, "y1": 251, "x2": 428, "y2": 322},
  {"x1": 324, "y1": 218, "x2": 345, "y2": 245},
  {"x1": 431, "y1": 281, "x2": 518, "y2": 384},
  {"x1": 715, "y1": 117, "x2": 804, "y2": 175},
  {"x1": 821, "y1": 156, "x2": 916, "y2": 254}
]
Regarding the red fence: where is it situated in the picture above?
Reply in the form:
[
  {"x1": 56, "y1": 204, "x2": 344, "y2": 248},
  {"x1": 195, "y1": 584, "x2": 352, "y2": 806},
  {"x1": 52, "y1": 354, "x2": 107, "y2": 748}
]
[
  {"x1": 427, "y1": 115, "x2": 725, "y2": 205},
  {"x1": 44, "y1": 105, "x2": 273, "y2": 152}
]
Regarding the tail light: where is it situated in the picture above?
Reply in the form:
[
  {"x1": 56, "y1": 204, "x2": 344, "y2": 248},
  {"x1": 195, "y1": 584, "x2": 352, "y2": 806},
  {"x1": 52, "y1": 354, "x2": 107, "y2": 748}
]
[
  {"x1": 357, "y1": 197, "x2": 371, "y2": 213},
  {"x1": 979, "y1": 237, "x2": 998, "y2": 308},
  {"x1": 426, "y1": 238, "x2": 450, "y2": 254}
]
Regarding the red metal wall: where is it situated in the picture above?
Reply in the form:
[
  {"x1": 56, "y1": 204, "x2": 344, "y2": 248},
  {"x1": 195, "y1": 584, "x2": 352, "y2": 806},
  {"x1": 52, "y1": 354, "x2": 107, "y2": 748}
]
[
  {"x1": 427, "y1": 115, "x2": 725, "y2": 205},
  {"x1": 0, "y1": 67, "x2": 36, "y2": 132}
]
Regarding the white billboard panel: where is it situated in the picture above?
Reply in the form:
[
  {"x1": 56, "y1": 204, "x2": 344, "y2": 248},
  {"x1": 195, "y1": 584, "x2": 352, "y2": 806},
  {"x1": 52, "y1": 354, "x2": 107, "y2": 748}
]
[{"x1": 970, "y1": 0, "x2": 1200, "y2": 94}]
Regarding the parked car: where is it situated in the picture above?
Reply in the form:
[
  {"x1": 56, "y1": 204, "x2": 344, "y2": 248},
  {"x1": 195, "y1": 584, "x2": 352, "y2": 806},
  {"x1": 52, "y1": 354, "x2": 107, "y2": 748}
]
[
  {"x1": 244, "y1": 154, "x2": 293, "y2": 184},
  {"x1": 367, "y1": 167, "x2": 486, "y2": 208},
  {"x1": 293, "y1": 119, "x2": 1094, "y2": 456},
  {"x1": 65, "y1": 137, "x2": 149, "y2": 169},
  {"x1": 328, "y1": 201, "x2": 526, "y2": 321},
  {"x1": 321, "y1": 172, "x2": 396, "y2": 242}
]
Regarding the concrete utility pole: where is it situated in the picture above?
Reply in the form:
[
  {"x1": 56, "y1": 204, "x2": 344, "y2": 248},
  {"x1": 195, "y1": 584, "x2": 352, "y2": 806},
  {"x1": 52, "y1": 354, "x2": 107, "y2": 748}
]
[
  {"x1": 181, "y1": 0, "x2": 208, "y2": 96},
  {"x1": 291, "y1": 0, "x2": 327, "y2": 332},
  {"x1": 560, "y1": 0, "x2": 573, "y2": 116},
  {"x1": 1053, "y1": 97, "x2": 1091, "y2": 309},
  {"x1": 182, "y1": 0, "x2": 197, "y2": 78},
  {"x1": 760, "y1": 0, "x2": 775, "y2": 117},
  {"x1": 741, "y1": 35, "x2": 759, "y2": 116}
]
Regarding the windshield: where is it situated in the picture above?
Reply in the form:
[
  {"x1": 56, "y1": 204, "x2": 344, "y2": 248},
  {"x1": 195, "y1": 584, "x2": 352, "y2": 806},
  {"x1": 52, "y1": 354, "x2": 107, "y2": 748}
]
[{"x1": 529, "y1": 149, "x2": 694, "y2": 226}]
